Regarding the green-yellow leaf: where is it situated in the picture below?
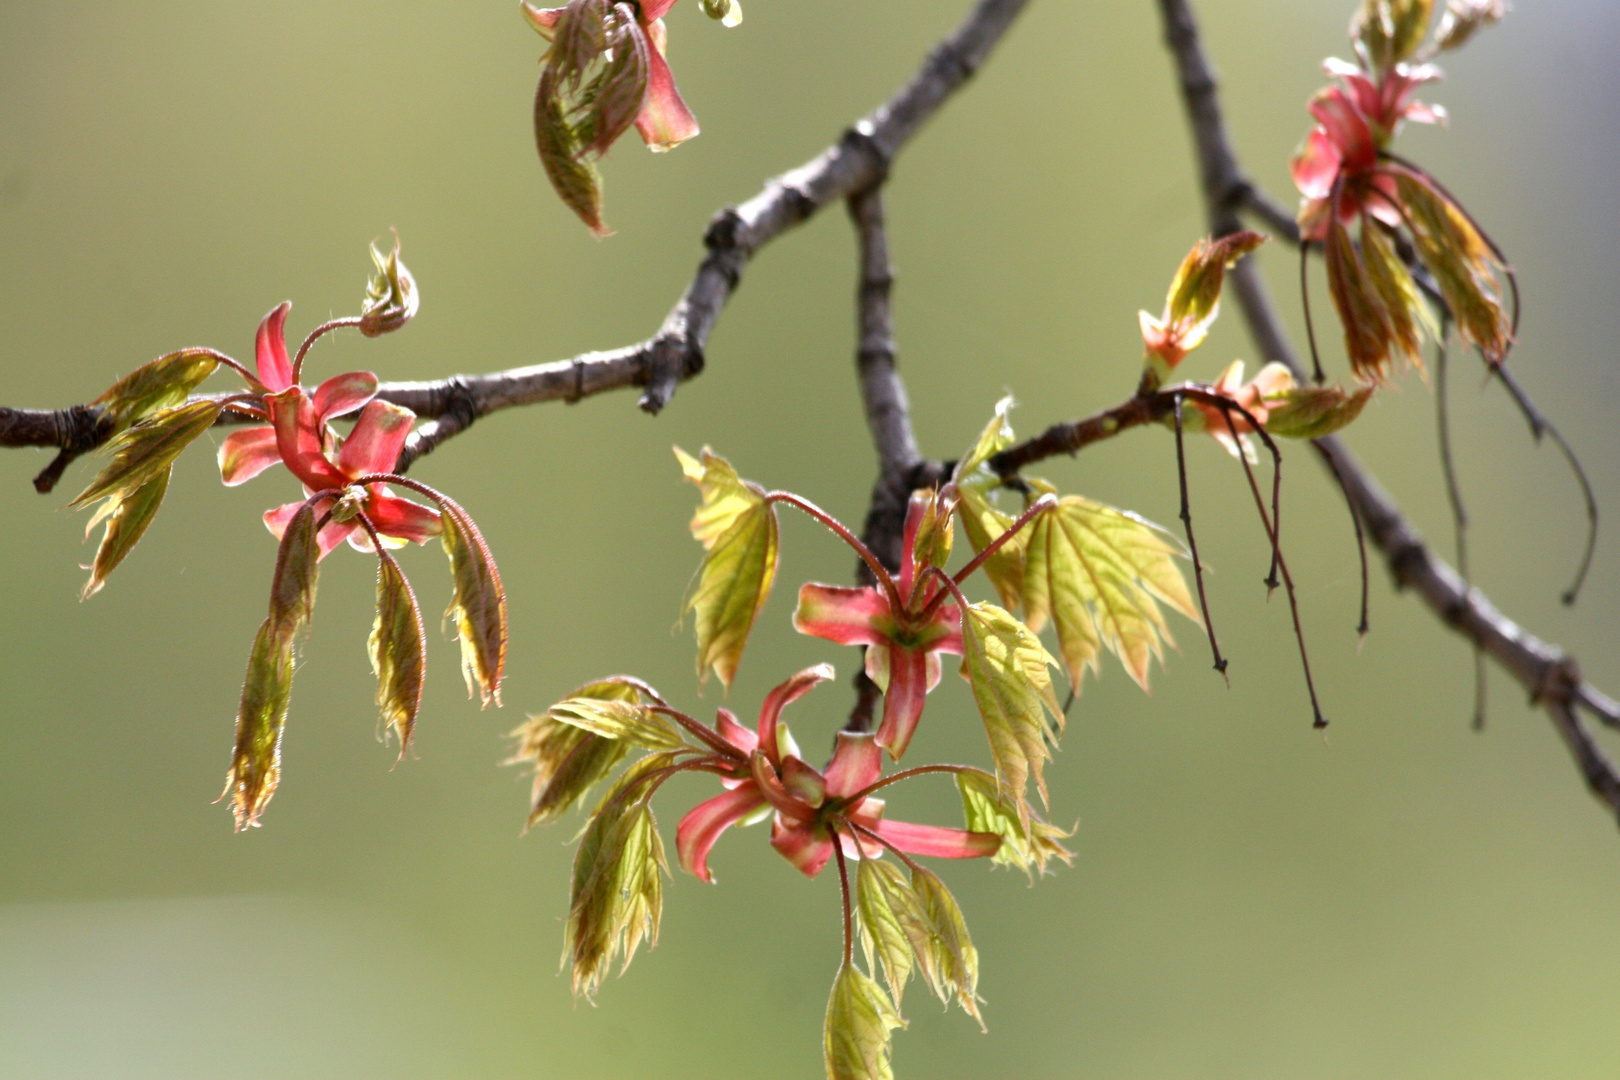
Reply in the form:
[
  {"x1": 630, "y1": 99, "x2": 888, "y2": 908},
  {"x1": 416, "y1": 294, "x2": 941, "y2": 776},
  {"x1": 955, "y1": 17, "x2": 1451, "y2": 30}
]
[
  {"x1": 94, "y1": 350, "x2": 220, "y2": 432},
  {"x1": 1263, "y1": 382, "x2": 1377, "y2": 440},
  {"x1": 70, "y1": 399, "x2": 224, "y2": 509},
  {"x1": 1361, "y1": 220, "x2": 1434, "y2": 372},
  {"x1": 674, "y1": 445, "x2": 765, "y2": 550},
  {"x1": 953, "y1": 395, "x2": 1016, "y2": 483},
  {"x1": 1396, "y1": 173, "x2": 1512, "y2": 363},
  {"x1": 439, "y1": 505, "x2": 507, "y2": 707},
  {"x1": 856, "y1": 858, "x2": 931, "y2": 1014},
  {"x1": 909, "y1": 866, "x2": 983, "y2": 1029},
  {"x1": 224, "y1": 617, "x2": 295, "y2": 832},
  {"x1": 549, "y1": 697, "x2": 687, "y2": 751},
  {"x1": 953, "y1": 396, "x2": 1026, "y2": 609},
  {"x1": 509, "y1": 678, "x2": 670, "y2": 828},
  {"x1": 80, "y1": 465, "x2": 169, "y2": 600},
  {"x1": 1022, "y1": 495, "x2": 1199, "y2": 696},
  {"x1": 824, "y1": 963, "x2": 903, "y2": 1080},
  {"x1": 957, "y1": 769, "x2": 1074, "y2": 879},
  {"x1": 370, "y1": 551, "x2": 425, "y2": 757},
  {"x1": 908, "y1": 489, "x2": 954, "y2": 579},
  {"x1": 958, "y1": 602, "x2": 1062, "y2": 826},
  {"x1": 684, "y1": 498, "x2": 779, "y2": 689},
  {"x1": 566, "y1": 753, "x2": 676, "y2": 998},
  {"x1": 269, "y1": 503, "x2": 320, "y2": 633}
]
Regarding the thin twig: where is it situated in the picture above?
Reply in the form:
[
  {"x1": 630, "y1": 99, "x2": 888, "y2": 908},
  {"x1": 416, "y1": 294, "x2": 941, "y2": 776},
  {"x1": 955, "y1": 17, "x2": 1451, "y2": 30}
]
[{"x1": 1172, "y1": 395, "x2": 1228, "y2": 681}]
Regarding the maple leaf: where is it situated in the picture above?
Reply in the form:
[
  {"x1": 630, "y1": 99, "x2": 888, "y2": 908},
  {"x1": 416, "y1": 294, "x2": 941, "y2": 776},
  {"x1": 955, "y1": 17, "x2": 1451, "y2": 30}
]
[
  {"x1": 824, "y1": 963, "x2": 903, "y2": 1080},
  {"x1": 958, "y1": 602, "x2": 1062, "y2": 828},
  {"x1": 369, "y1": 550, "x2": 426, "y2": 758}
]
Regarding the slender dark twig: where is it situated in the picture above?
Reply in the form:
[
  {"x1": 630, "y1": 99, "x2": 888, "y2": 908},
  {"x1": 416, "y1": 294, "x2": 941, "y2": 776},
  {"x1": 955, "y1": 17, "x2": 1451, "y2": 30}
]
[
  {"x1": 1299, "y1": 241, "x2": 1326, "y2": 384},
  {"x1": 1434, "y1": 329, "x2": 1487, "y2": 729},
  {"x1": 1172, "y1": 395, "x2": 1227, "y2": 681},
  {"x1": 1318, "y1": 445, "x2": 1371, "y2": 641}
]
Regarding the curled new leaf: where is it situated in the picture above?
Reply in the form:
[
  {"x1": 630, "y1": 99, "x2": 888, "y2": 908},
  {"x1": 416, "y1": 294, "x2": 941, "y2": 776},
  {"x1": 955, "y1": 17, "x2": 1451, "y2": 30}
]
[
  {"x1": 224, "y1": 618, "x2": 295, "y2": 831},
  {"x1": 1022, "y1": 495, "x2": 1199, "y2": 696},
  {"x1": 908, "y1": 489, "x2": 955, "y2": 580},
  {"x1": 359, "y1": 233, "x2": 419, "y2": 338},
  {"x1": 957, "y1": 770, "x2": 1074, "y2": 879},
  {"x1": 370, "y1": 551, "x2": 426, "y2": 757},
  {"x1": 550, "y1": 697, "x2": 687, "y2": 751},
  {"x1": 269, "y1": 503, "x2": 321, "y2": 632},
  {"x1": 1360, "y1": 221, "x2": 1433, "y2": 373},
  {"x1": 953, "y1": 397, "x2": 1026, "y2": 609},
  {"x1": 855, "y1": 857, "x2": 931, "y2": 1014},
  {"x1": 683, "y1": 487, "x2": 779, "y2": 690},
  {"x1": 824, "y1": 963, "x2": 903, "y2": 1080},
  {"x1": 566, "y1": 753, "x2": 676, "y2": 998},
  {"x1": 1353, "y1": 0, "x2": 1434, "y2": 68},
  {"x1": 1325, "y1": 218, "x2": 1399, "y2": 382},
  {"x1": 511, "y1": 678, "x2": 671, "y2": 828},
  {"x1": 1262, "y1": 382, "x2": 1376, "y2": 440},
  {"x1": 70, "y1": 399, "x2": 224, "y2": 509},
  {"x1": 80, "y1": 466, "x2": 170, "y2": 600},
  {"x1": 94, "y1": 350, "x2": 220, "y2": 431},
  {"x1": 1433, "y1": 0, "x2": 1505, "y2": 52},
  {"x1": 959, "y1": 602, "x2": 1062, "y2": 827},
  {"x1": 908, "y1": 866, "x2": 983, "y2": 1028},
  {"x1": 675, "y1": 445, "x2": 765, "y2": 548},
  {"x1": 438, "y1": 504, "x2": 507, "y2": 707},
  {"x1": 1139, "y1": 231, "x2": 1268, "y2": 383}
]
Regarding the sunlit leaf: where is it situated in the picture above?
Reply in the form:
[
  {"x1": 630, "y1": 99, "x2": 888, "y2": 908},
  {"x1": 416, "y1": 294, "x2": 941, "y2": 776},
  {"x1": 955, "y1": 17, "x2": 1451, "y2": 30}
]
[
  {"x1": 223, "y1": 618, "x2": 294, "y2": 831},
  {"x1": 1360, "y1": 221, "x2": 1433, "y2": 373},
  {"x1": 268, "y1": 502, "x2": 320, "y2": 632},
  {"x1": 438, "y1": 504, "x2": 507, "y2": 707},
  {"x1": 958, "y1": 602, "x2": 1062, "y2": 825},
  {"x1": 824, "y1": 963, "x2": 903, "y2": 1080},
  {"x1": 1395, "y1": 172, "x2": 1512, "y2": 363},
  {"x1": 684, "y1": 498, "x2": 779, "y2": 689},
  {"x1": 1263, "y1": 382, "x2": 1376, "y2": 440},
  {"x1": 70, "y1": 399, "x2": 224, "y2": 509},
  {"x1": 1355, "y1": 0, "x2": 1434, "y2": 66},
  {"x1": 855, "y1": 858, "x2": 929, "y2": 1013},
  {"x1": 1325, "y1": 218, "x2": 1397, "y2": 382},
  {"x1": 94, "y1": 350, "x2": 220, "y2": 431},
  {"x1": 358, "y1": 233, "x2": 419, "y2": 338},
  {"x1": 1140, "y1": 232, "x2": 1268, "y2": 382},
  {"x1": 953, "y1": 397, "x2": 1026, "y2": 609},
  {"x1": 550, "y1": 697, "x2": 687, "y2": 751},
  {"x1": 1022, "y1": 495, "x2": 1198, "y2": 695},
  {"x1": 674, "y1": 445, "x2": 765, "y2": 549},
  {"x1": 908, "y1": 488, "x2": 954, "y2": 580},
  {"x1": 566, "y1": 753, "x2": 677, "y2": 998},
  {"x1": 957, "y1": 770, "x2": 1074, "y2": 879},
  {"x1": 511, "y1": 679, "x2": 673, "y2": 828},
  {"x1": 909, "y1": 866, "x2": 983, "y2": 1029},
  {"x1": 369, "y1": 550, "x2": 426, "y2": 757},
  {"x1": 80, "y1": 465, "x2": 169, "y2": 600}
]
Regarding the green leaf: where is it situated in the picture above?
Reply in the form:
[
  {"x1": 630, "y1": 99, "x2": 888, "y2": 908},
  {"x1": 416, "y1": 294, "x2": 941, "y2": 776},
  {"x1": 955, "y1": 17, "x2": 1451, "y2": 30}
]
[
  {"x1": 70, "y1": 398, "x2": 224, "y2": 509},
  {"x1": 1163, "y1": 231, "x2": 1268, "y2": 334},
  {"x1": 80, "y1": 465, "x2": 170, "y2": 600},
  {"x1": 224, "y1": 618, "x2": 295, "y2": 832},
  {"x1": 1263, "y1": 382, "x2": 1376, "y2": 440},
  {"x1": 855, "y1": 858, "x2": 931, "y2": 1014},
  {"x1": 439, "y1": 505, "x2": 507, "y2": 707},
  {"x1": 369, "y1": 550, "x2": 426, "y2": 757},
  {"x1": 684, "y1": 498, "x2": 779, "y2": 689},
  {"x1": 953, "y1": 395, "x2": 1016, "y2": 483},
  {"x1": 1325, "y1": 218, "x2": 1398, "y2": 382},
  {"x1": 675, "y1": 445, "x2": 765, "y2": 550},
  {"x1": 908, "y1": 489, "x2": 954, "y2": 580},
  {"x1": 959, "y1": 603, "x2": 1062, "y2": 825},
  {"x1": 953, "y1": 397, "x2": 1026, "y2": 609},
  {"x1": 269, "y1": 503, "x2": 320, "y2": 633},
  {"x1": 1022, "y1": 495, "x2": 1199, "y2": 695},
  {"x1": 566, "y1": 753, "x2": 676, "y2": 999},
  {"x1": 909, "y1": 866, "x2": 983, "y2": 1029},
  {"x1": 1396, "y1": 173, "x2": 1512, "y2": 363},
  {"x1": 824, "y1": 963, "x2": 903, "y2": 1080},
  {"x1": 549, "y1": 697, "x2": 687, "y2": 751},
  {"x1": 94, "y1": 350, "x2": 220, "y2": 431},
  {"x1": 957, "y1": 770, "x2": 1074, "y2": 879},
  {"x1": 510, "y1": 678, "x2": 670, "y2": 828},
  {"x1": 534, "y1": 66, "x2": 610, "y2": 237},
  {"x1": 1361, "y1": 220, "x2": 1434, "y2": 371}
]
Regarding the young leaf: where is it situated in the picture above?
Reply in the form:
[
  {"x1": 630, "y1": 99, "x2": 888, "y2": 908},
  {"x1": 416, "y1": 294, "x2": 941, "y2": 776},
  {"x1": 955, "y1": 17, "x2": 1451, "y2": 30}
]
[
  {"x1": 269, "y1": 503, "x2": 321, "y2": 632},
  {"x1": 370, "y1": 550, "x2": 426, "y2": 757},
  {"x1": 957, "y1": 770, "x2": 1074, "y2": 878},
  {"x1": 958, "y1": 603, "x2": 1063, "y2": 826},
  {"x1": 358, "y1": 233, "x2": 419, "y2": 338},
  {"x1": 1325, "y1": 218, "x2": 1398, "y2": 382},
  {"x1": 224, "y1": 618, "x2": 295, "y2": 831},
  {"x1": 1022, "y1": 495, "x2": 1200, "y2": 695},
  {"x1": 674, "y1": 445, "x2": 765, "y2": 549},
  {"x1": 908, "y1": 489, "x2": 955, "y2": 579},
  {"x1": 856, "y1": 857, "x2": 933, "y2": 1013},
  {"x1": 684, "y1": 498, "x2": 779, "y2": 689},
  {"x1": 909, "y1": 866, "x2": 984, "y2": 1029},
  {"x1": 566, "y1": 753, "x2": 677, "y2": 998},
  {"x1": 549, "y1": 697, "x2": 687, "y2": 751},
  {"x1": 953, "y1": 397, "x2": 1026, "y2": 609},
  {"x1": 824, "y1": 963, "x2": 904, "y2": 1080},
  {"x1": 1395, "y1": 173, "x2": 1512, "y2": 363},
  {"x1": 510, "y1": 678, "x2": 671, "y2": 828},
  {"x1": 70, "y1": 399, "x2": 224, "y2": 509},
  {"x1": 80, "y1": 465, "x2": 170, "y2": 600},
  {"x1": 438, "y1": 504, "x2": 507, "y2": 707},
  {"x1": 1360, "y1": 221, "x2": 1433, "y2": 372},
  {"x1": 1263, "y1": 382, "x2": 1376, "y2": 440},
  {"x1": 94, "y1": 350, "x2": 220, "y2": 431}
]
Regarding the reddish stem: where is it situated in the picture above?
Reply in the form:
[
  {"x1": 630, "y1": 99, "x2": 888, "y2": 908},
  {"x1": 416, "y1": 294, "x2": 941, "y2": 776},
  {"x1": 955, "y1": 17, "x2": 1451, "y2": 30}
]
[
  {"x1": 291, "y1": 317, "x2": 364, "y2": 385},
  {"x1": 831, "y1": 824, "x2": 855, "y2": 969},
  {"x1": 647, "y1": 704, "x2": 748, "y2": 761},
  {"x1": 765, "y1": 491, "x2": 903, "y2": 612},
  {"x1": 841, "y1": 762, "x2": 989, "y2": 807},
  {"x1": 950, "y1": 492, "x2": 1056, "y2": 586}
]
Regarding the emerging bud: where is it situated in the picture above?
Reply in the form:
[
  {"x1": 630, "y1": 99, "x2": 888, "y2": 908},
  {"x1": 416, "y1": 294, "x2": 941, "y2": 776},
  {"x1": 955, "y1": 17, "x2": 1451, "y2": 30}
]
[
  {"x1": 359, "y1": 233, "x2": 419, "y2": 338},
  {"x1": 1432, "y1": 0, "x2": 1506, "y2": 53},
  {"x1": 1352, "y1": 0, "x2": 1434, "y2": 69},
  {"x1": 1139, "y1": 231, "x2": 1267, "y2": 389},
  {"x1": 701, "y1": 0, "x2": 742, "y2": 27}
]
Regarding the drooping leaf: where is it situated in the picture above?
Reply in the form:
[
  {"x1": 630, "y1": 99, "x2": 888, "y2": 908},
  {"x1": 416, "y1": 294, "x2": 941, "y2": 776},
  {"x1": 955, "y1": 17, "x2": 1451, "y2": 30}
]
[
  {"x1": 223, "y1": 618, "x2": 295, "y2": 831},
  {"x1": 438, "y1": 503, "x2": 507, "y2": 707},
  {"x1": 369, "y1": 550, "x2": 426, "y2": 757},
  {"x1": 957, "y1": 770, "x2": 1074, "y2": 879},
  {"x1": 1325, "y1": 218, "x2": 1397, "y2": 382},
  {"x1": 1022, "y1": 495, "x2": 1199, "y2": 696},
  {"x1": 549, "y1": 697, "x2": 687, "y2": 751},
  {"x1": 1360, "y1": 220, "x2": 1433, "y2": 373},
  {"x1": 958, "y1": 603, "x2": 1062, "y2": 826},
  {"x1": 268, "y1": 502, "x2": 320, "y2": 633},
  {"x1": 674, "y1": 445, "x2": 765, "y2": 549},
  {"x1": 565, "y1": 752, "x2": 677, "y2": 998},
  {"x1": 684, "y1": 498, "x2": 779, "y2": 689},
  {"x1": 909, "y1": 866, "x2": 983, "y2": 1029},
  {"x1": 953, "y1": 397, "x2": 1026, "y2": 609},
  {"x1": 1395, "y1": 172, "x2": 1512, "y2": 363},
  {"x1": 70, "y1": 399, "x2": 224, "y2": 509},
  {"x1": 80, "y1": 465, "x2": 170, "y2": 600},
  {"x1": 94, "y1": 350, "x2": 220, "y2": 431},
  {"x1": 1263, "y1": 382, "x2": 1377, "y2": 440},
  {"x1": 534, "y1": 75, "x2": 609, "y2": 236},
  {"x1": 824, "y1": 963, "x2": 904, "y2": 1080},
  {"x1": 856, "y1": 857, "x2": 931, "y2": 1014}
]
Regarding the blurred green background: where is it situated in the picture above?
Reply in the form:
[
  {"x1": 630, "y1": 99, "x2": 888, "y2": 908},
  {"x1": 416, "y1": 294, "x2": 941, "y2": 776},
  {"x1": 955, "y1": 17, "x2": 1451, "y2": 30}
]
[{"x1": 1, "y1": 1, "x2": 1617, "y2": 1077}]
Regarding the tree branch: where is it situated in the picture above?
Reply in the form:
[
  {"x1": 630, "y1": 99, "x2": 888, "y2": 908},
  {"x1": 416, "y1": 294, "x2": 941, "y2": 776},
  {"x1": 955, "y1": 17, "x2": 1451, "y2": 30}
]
[
  {"x1": 2, "y1": 0, "x2": 1032, "y2": 488},
  {"x1": 1155, "y1": 0, "x2": 1620, "y2": 824}
]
